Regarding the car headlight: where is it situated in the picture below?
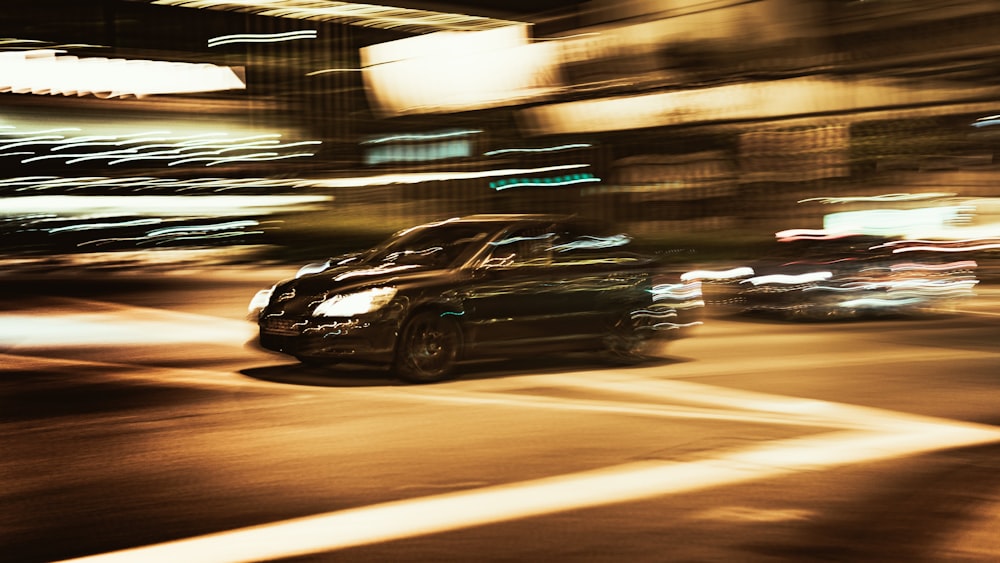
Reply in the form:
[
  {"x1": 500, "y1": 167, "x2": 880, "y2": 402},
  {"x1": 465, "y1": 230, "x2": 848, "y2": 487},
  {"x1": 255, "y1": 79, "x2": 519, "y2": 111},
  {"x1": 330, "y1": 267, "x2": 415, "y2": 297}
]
[
  {"x1": 247, "y1": 285, "x2": 275, "y2": 315},
  {"x1": 312, "y1": 287, "x2": 397, "y2": 317},
  {"x1": 296, "y1": 260, "x2": 331, "y2": 279}
]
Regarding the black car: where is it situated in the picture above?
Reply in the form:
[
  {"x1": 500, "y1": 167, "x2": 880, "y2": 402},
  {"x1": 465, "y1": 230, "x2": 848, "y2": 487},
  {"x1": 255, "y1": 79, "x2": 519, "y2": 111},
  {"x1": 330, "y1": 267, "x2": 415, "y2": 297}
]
[{"x1": 248, "y1": 214, "x2": 704, "y2": 382}]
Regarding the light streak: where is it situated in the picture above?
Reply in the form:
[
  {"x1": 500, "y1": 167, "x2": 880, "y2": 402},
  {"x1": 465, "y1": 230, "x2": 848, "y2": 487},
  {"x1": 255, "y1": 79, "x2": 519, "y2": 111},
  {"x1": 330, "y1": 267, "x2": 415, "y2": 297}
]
[
  {"x1": 548, "y1": 234, "x2": 630, "y2": 251},
  {"x1": 775, "y1": 229, "x2": 859, "y2": 241},
  {"x1": 490, "y1": 175, "x2": 600, "y2": 191},
  {"x1": 489, "y1": 233, "x2": 555, "y2": 247},
  {"x1": 361, "y1": 130, "x2": 481, "y2": 144},
  {"x1": 742, "y1": 272, "x2": 834, "y2": 286},
  {"x1": 891, "y1": 243, "x2": 1000, "y2": 253},
  {"x1": 305, "y1": 165, "x2": 592, "y2": 188},
  {"x1": 681, "y1": 267, "x2": 754, "y2": 281},
  {"x1": 0, "y1": 176, "x2": 305, "y2": 193},
  {"x1": 145, "y1": 220, "x2": 259, "y2": 237},
  {"x1": 890, "y1": 260, "x2": 977, "y2": 272},
  {"x1": 0, "y1": 134, "x2": 74, "y2": 151},
  {"x1": 333, "y1": 265, "x2": 420, "y2": 281},
  {"x1": 6, "y1": 127, "x2": 320, "y2": 167},
  {"x1": 0, "y1": 127, "x2": 81, "y2": 136},
  {"x1": 208, "y1": 30, "x2": 317, "y2": 47},
  {"x1": 306, "y1": 68, "x2": 364, "y2": 76},
  {"x1": 484, "y1": 144, "x2": 591, "y2": 156},
  {"x1": 630, "y1": 308, "x2": 678, "y2": 319},
  {"x1": 650, "y1": 282, "x2": 703, "y2": 301},
  {"x1": 151, "y1": 231, "x2": 263, "y2": 245},
  {"x1": 972, "y1": 116, "x2": 1000, "y2": 128},
  {"x1": 0, "y1": 195, "x2": 332, "y2": 216},
  {"x1": 169, "y1": 152, "x2": 315, "y2": 166},
  {"x1": 651, "y1": 321, "x2": 703, "y2": 330},
  {"x1": 47, "y1": 218, "x2": 163, "y2": 233},
  {"x1": 871, "y1": 238, "x2": 1000, "y2": 251},
  {"x1": 839, "y1": 297, "x2": 925, "y2": 308},
  {"x1": 799, "y1": 193, "x2": 956, "y2": 204}
]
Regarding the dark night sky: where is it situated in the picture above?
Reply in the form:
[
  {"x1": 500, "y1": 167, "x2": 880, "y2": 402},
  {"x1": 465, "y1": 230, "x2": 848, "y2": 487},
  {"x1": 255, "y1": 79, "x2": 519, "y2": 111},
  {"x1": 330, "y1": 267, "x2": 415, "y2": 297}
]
[{"x1": 381, "y1": 0, "x2": 590, "y2": 19}]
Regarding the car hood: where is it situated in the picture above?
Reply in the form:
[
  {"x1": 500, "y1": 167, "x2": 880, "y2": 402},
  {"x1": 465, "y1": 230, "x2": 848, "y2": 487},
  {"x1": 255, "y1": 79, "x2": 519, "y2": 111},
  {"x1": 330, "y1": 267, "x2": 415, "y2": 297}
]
[{"x1": 265, "y1": 262, "x2": 449, "y2": 316}]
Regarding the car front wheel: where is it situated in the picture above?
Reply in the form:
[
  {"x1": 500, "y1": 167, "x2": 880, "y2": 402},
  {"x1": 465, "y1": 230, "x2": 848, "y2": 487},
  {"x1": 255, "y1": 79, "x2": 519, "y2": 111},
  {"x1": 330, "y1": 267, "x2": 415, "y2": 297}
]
[{"x1": 394, "y1": 311, "x2": 462, "y2": 383}]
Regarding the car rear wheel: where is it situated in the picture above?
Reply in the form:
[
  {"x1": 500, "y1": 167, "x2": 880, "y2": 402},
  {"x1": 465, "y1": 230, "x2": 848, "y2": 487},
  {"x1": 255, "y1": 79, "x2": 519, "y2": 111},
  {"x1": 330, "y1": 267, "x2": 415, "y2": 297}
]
[
  {"x1": 603, "y1": 311, "x2": 654, "y2": 364},
  {"x1": 394, "y1": 311, "x2": 462, "y2": 383}
]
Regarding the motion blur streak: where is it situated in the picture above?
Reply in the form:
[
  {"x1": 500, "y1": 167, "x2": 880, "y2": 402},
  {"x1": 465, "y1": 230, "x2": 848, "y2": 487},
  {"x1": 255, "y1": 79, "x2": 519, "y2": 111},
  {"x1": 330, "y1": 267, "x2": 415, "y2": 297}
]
[
  {"x1": 0, "y1": 50, "x2": 245, "y2": 98},
  {"x1": 0, "y1": 176, "x2": 311, "y2": 193},
  {"x1": 362, "y1": 130, "x2": 481, "y2": 144},
  {"x1": 891, "y1": 260, "x2": 978, "y2": 272},
  {"x1": 0, "y1": 309, "x2": 252, "y2": 348},
  {"x1": 838, "y1": 297, "x2": 924, "y2": 309},
  {"x1": 490, "y1": 174, "x2": 600, "y2": 191},
  {"x1": 681, "y1": 267, "x2": 755, "y2": 281},
  {"x1": 799, "y1": 193, "x2": 957, "y2": 204},
  {"x1": 890, "y1": 242, "x2": 1000, "y2": 254},
  {"x1": 484, "y1": 143, "x2": 592, "y2": 156},
  {"x1": 775, "y1": 229, "x2": 858, "y2": 242},
  {"x1": 5, "y1": 128, "x2": 321, "y2": 167},
  {"x1": 207, "y1": 30, "x2": 317, "y2": 47},
  {"x1": 742, "y1": 272, "x2": 833, "y2": 286},
  {"x1": 0, "y1": 195, "x2": 332, "y2": 216},
  {"x1": 304, "y1": 164, "x2": 591, "y2": 188},
  {"x1": 59, "y1": 423, "x2": 1000, "y2": 563}
]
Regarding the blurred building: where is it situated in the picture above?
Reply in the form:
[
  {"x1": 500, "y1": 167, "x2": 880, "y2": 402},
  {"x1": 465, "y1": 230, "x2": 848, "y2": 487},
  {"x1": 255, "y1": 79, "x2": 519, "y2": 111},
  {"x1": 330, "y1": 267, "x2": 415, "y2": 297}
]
[{"x1": 2, "y1": 0, "x2": 1000, "y2": 264}]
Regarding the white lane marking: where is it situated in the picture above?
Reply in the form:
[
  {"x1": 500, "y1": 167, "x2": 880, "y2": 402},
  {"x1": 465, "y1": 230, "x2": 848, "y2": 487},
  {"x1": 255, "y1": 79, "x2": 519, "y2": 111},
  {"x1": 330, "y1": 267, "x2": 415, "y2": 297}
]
[
  {"x1": 524, "y1": 373, "x2": 986, "y2": 432},
  {"x1": 396, "y1": 387, "x2": 862, "y2": 429},
  {"x1": 59, "y1": 425, "x2": 1000, "y2": 563}
]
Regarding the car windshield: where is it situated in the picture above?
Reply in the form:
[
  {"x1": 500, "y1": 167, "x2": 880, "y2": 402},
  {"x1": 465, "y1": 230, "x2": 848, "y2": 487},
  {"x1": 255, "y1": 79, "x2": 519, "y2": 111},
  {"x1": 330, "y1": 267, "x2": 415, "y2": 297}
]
[{"x1": 362, "y1": 222, "x2": 495, "y2": 269}]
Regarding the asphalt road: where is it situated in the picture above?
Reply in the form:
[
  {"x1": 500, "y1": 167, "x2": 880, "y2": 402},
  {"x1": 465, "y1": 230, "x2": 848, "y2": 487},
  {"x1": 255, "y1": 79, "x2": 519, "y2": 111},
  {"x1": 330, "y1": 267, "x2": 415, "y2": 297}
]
[{"x1": 2, "y1": 268, "x2": 1000, "y2": 562}]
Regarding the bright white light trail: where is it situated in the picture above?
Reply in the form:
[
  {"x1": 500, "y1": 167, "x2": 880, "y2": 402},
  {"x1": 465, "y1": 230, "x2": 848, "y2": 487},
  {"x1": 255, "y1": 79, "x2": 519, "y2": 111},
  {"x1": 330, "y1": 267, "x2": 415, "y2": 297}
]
[
  {"x1": 208, "y1": 30, "x2": 317, "y2": 47},
  {"x1": 484, "y1": 143, "x2": 592, "y2": 156},
  {"x1": 1, "y1": 127, "x2": 321, "y2": 167}
]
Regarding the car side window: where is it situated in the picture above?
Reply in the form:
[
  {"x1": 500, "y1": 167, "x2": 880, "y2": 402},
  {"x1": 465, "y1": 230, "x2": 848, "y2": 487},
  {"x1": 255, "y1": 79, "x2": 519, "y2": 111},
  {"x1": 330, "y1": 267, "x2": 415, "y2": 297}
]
[
  {"x1": 546, "y1": 226, "x2": 635, "y2": 267},
  {"x1": 484, "y1": 226, "x2": 556, "y2": 267}
]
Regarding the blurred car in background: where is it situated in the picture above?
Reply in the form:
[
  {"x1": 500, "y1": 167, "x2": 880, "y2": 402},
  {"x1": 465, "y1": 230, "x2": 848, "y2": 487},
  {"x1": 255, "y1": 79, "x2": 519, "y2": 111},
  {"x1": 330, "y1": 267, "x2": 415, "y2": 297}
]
[
  {"x1": 248, "y1": 214, "x2": 703, "y2": 382},
  {"x1": 696, "y1": 234, "x2": 979, "y2": 320}
]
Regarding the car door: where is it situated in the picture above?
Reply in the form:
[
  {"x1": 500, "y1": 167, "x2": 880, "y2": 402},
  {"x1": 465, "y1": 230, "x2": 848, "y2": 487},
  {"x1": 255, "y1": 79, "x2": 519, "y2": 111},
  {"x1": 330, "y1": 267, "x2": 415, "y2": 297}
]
[
  {"x1": 541, "y1": 226, "x2": 652, "y2": 339},
  {"x1": 458, "y1": 223, "x2": 571, "y2": 351}
]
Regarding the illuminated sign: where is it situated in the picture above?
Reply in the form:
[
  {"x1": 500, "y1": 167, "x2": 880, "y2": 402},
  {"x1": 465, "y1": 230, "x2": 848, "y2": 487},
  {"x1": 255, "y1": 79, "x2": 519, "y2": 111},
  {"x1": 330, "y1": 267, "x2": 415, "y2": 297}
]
[
  {"x1": 517, "y1": 77, "x2": 996, "y2": 135},
  {"x1": 365, "y1": 140, "x2": 471, "y2": 165},
  {"x1": 361, "y1": 25, "x2": 563, "y2": 117},
  {"x1": 0, "y1": 49, "x2": 245, "y2": 98},
  {"x1": 489, "y1": 173, "x2": 599, "y2": 191},
  {"x1": 153, "y1": 0, "x2": 521, "y2": 33}
]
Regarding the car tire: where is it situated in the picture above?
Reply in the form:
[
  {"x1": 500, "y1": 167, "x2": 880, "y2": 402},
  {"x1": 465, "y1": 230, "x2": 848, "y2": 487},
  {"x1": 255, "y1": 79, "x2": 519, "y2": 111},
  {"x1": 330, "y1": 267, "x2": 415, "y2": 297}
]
[
  {"x1": 603, "y1": 311, "x2": 653, "y2": 364},
  {"x1": 394, "y1": 311, "x2": 463, "y2": 383}
]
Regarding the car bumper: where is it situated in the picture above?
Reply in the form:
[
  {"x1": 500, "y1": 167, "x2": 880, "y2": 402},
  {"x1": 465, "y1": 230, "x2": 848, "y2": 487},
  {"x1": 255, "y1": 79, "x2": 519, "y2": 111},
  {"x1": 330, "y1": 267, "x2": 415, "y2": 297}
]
[{"x1": 257, "y1": 315, "x2": 398, "y2": 363}]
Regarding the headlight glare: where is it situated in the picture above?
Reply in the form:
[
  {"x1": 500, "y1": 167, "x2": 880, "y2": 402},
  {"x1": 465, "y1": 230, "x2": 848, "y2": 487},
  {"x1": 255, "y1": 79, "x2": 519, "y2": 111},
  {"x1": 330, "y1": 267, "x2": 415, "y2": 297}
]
[
  {"x1": 312, "y1": 287, "x2": 397, "y2": 317},
  {"x1": 247, "y1": 286, "x2": 275, "y2": 315}
]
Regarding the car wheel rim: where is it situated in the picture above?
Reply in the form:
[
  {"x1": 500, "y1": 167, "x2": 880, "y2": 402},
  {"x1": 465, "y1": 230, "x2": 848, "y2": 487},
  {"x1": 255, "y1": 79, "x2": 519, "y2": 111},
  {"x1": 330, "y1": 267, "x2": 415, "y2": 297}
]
[{"x1": 405, "y1": 317, "x2": 457, "y2": 376}]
